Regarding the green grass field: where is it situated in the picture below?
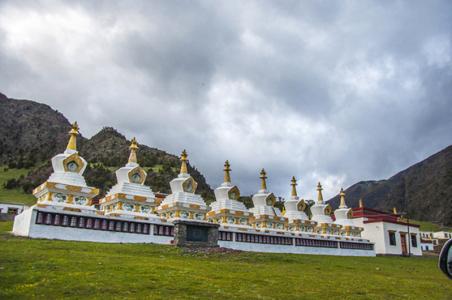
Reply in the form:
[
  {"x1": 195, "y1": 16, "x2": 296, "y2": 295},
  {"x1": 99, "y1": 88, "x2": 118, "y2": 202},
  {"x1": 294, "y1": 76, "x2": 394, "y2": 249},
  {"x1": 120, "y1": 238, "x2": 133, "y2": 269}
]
[
  {"x1": 413, "y1": 220, "x2": 452, "y2": 232},
  {"x1": 0, "y1": 167, "x2": 35, "y2": 206},
  {"x1": 0, "y1": 221, "x2": 451, "y2": 299}
]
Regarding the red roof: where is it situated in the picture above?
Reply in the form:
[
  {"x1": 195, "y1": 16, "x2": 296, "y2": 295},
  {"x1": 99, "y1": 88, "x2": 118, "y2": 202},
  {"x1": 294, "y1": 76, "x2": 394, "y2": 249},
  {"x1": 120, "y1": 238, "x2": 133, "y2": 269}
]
[{"x1": 352, "y1": 207, "x2": 420, "y2": 228}]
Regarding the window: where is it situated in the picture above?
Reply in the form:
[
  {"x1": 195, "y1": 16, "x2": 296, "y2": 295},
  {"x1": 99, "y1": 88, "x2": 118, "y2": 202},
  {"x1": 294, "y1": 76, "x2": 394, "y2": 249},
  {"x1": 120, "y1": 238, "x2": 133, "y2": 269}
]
[
  {"x1": 411, "y1": 234, "x2": 417, "y2": 247},
  {"x1": 7, "y1": 208, "x2": 18, "y2": 215},
  {"x1": 389, "y1": 231, "x2": 397, "y2": 246}
]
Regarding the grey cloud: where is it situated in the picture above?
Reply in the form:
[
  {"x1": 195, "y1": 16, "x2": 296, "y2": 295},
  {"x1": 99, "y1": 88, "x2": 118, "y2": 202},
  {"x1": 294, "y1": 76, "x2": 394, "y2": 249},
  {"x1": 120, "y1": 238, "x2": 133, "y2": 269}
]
[{"x1": 0, "y1": 0, "x2": 451, "y2": 200}]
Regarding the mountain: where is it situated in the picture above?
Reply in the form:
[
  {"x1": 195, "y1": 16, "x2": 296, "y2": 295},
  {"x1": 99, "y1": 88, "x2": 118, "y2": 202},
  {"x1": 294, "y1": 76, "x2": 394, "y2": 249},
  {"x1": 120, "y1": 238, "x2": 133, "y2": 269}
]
[
  {"x1": 0, "y1": 92, "x2": 71, "y2": 167},
  {"x1": 328, "y1": 146, "x2": 452, "y2": 226},
  {"x1": 0, "y1": 92, "x2": 214, "y2": 202}
]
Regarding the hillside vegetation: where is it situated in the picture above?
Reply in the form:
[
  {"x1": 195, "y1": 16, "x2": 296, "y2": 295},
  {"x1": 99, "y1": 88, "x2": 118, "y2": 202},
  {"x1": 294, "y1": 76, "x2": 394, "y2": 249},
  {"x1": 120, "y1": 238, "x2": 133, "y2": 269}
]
[
  {"x1": 0, "y1": 93, "x2": 214, "y2": 202},
  {"x1": 0, "y1": 167, "x2": 35, "y2": 206},
  {"x1": 0, "y1": 221, "x2": 451, "y2": 299}
]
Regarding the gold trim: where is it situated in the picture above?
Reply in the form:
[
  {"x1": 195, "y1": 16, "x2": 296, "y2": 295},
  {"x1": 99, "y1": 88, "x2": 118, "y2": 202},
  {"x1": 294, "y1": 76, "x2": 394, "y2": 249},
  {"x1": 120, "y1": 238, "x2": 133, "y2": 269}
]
[
  {"x1": 291, "y1": 176, "x2": 297, "y2": 197},
  {"x1": 317, "y1": 182, "x2": 323, "y2": 204},
  {"x1": 128, "y1": 137, "x2": 138, "y2": 164},
  {"x1": 180, "y1": 150, "x2": 188, "y2": 174},
  {"x1": 63, "y1": 153, "x2": 84, "y2": 173},
  {"x1": 66, "y1": 122, "x2": 79, "y2": 151},
  {"x1": 224, "y1": 160, "x2": 232, "y2": 183},
  {"x1": 260, "y1": 169, "x2": 267, "y2": 190},
  {"x1": 128, "y1": 166, "x2": 146, "y2": 185}
]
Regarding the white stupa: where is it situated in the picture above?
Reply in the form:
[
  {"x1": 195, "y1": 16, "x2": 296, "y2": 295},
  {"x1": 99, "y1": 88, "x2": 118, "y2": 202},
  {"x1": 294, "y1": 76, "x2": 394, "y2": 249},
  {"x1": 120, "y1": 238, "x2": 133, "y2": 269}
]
[
  {"x1": 207, "y1": 160, "x2": 252, "y2": 226},
  {"x1": 100, "y1": 138, "x2": 158, "y2": 220},
  {"x1": 249, "y1": 169, "x2": 286, "y2": 230},
  {"x1": 284, "y1": 177, "x2": 309, "y2": 222},
  {"x1": 283, "y1": 177, "x2": 316, "y2": 232},
  {"x1": 157, "y1": 150, "x2": 208, "y2": 221},
  {"x1": 310, "y1": 182, "x2": 340, "y2": 235},
  {"x1": 334, "y1": 188, "x2": 363, "y2": 237},
  {"x1": 33, "y1": 122, "x2": 99, "y2": 213}
]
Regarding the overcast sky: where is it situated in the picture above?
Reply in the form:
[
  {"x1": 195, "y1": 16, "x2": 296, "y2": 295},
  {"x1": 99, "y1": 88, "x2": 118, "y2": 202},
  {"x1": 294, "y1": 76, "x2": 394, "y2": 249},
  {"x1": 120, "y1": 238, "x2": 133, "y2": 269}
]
[{"x1": 1, "y1": 0, "x2": 451, "y2": 200}]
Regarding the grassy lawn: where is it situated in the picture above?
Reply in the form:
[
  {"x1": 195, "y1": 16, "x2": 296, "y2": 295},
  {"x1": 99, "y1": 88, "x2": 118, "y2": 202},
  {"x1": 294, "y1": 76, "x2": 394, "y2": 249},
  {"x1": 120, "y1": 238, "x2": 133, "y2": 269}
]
[
  {"x1": 0, "y1": 221, "x2": 451, "y2": 299},
  {"x1": 414, "y1": 219, "x2": 452, "y2": 232},
  {"x1": 0, "y1": 167, "x2": 35, "y2": 206}
]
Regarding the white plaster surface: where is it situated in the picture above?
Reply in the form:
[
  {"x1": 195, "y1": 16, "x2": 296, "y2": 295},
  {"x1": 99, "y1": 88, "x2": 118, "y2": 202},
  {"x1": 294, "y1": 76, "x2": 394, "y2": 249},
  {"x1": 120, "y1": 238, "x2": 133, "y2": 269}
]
[
  {"x1": 218, "y1": 241, "x2": 375, "y2": 257},
  {"x1": 354, "y1": 218, "x2": 422, "y2": 256}
]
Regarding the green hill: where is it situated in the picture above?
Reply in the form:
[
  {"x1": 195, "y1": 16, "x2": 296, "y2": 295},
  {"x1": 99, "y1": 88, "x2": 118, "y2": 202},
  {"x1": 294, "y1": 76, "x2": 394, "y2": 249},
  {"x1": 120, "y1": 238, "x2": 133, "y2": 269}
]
[
  {"x1": 0, "y1": 221, "x2": 451, "y2": 299},
  {"x1": 0, "y1": 93, "x2": 214, "y2": 202},
  {"x1": 0, "y1": 167, "x2": 35, "y2": 206}
]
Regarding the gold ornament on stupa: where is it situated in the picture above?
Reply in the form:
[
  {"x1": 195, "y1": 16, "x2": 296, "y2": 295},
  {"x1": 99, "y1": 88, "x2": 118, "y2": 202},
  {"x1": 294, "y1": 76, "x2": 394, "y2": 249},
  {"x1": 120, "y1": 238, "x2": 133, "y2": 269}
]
[
  {"x1": 317, "y1": 182, "x2": 324, "y2": 204},
  {"x1": 180, "y1": 149, "x2": 188, "y2": 174},
  {"x1": 339, "y1": 188, "x2": 346, "y2": 208},
  {"x1": 128, "y1": 137, "x2": 139, "y2": 164},
  {"x1": 66, "y1": 122, "x2": 79, "y2": 151},
  {"x1": 260, "y1": 168, "x2": 267, "y2": 191},
  {"x1": 291, "y1": 176, "x2": 298, "y2": 197},
  {"x1": 224, "y1": 160, "x2": 231, "y2": 183}
]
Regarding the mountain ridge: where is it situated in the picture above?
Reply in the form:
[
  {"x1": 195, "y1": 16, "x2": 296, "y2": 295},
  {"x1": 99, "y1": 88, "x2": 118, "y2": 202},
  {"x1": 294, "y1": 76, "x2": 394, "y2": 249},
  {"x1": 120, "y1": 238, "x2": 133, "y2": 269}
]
[
  {"x1": 0, "y1": 92, "x2": 214, "y2": 202},
  {"x1": 328, "y1": 145, "x2": 452, "y2": 226},
  {"x1": 1, "y1": 92, "x2": 450, "y2": 224}
]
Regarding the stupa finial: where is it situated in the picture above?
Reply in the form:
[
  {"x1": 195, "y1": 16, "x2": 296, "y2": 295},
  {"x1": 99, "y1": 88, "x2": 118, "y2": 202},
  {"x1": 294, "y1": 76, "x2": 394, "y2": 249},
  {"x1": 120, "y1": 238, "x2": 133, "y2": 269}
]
[
  {"x1": 339, "y1": 188, "x2": 347, "y2": 208},
  {"x1": 260, "y1": 169, "x2": 267, "y2": 191},
  {"x1": 317, "y1": 182, "x2": 324, "y2": 204},
  {"x1": 180, "y1": 150, "x2": 188, "y2": 174},
  {"x1": 128, "y1": 137, "x2": 138, "y2": 164},
  {"x1": 66, "y1": 121, "x2": 79, "y2": 151},
  {"x1": 291, "y1": 176, "x2": 298, "y2": 197},
  {"x1": 224, "y1": 160, "x2": 231, "y2": 183},
  {"x1": 359, "y1": 198, "x2": 364, "y2": 208}
]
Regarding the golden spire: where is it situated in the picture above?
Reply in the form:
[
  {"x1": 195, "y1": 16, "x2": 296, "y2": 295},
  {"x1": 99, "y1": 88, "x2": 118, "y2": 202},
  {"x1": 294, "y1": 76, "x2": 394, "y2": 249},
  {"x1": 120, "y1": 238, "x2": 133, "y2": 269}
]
[
  {"x1": 180, "y1": 149, "x2": 188, "y2": 174},
  {"x1": 260, "y1": 169, "x2": 267, "y2": 191},
  {"x1": 359, "y1": 198, "x2": 364, "y2": 208},
  {"x1": 224, "y1": 160, "x2": 231, "y2": 183},
  {"x1": 339, "y1": 188, "x2": 346, "y2": 208},
  {"x1": 291, "y1": 176, "x2": 298, "y2": 197},
  {"x1": 66, "y1": 122, "x2": 79, "y2": 151},
  {"x1": 392, "y1": 207, "x2": 398, "y2": 215},
  {"x1": 128, "y1": 137, "x2": 138, "y2": 164},
  {"x1": 317, "y1": 182, "x2": 323, "y2": 204}
]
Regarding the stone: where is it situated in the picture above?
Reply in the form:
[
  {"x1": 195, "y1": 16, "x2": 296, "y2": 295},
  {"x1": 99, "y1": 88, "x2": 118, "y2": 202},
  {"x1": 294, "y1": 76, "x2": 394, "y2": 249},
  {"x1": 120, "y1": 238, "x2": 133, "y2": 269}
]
[{"x1": 173, "y1": 220, "x2": 219, "y2": 247}]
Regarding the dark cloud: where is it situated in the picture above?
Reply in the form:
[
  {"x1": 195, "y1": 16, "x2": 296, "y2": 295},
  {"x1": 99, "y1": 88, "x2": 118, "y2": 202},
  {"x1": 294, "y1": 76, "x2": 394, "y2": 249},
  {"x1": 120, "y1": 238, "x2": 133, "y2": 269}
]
[{"x1": 0, "y1": 0, "x2": 451, "y2": 200}]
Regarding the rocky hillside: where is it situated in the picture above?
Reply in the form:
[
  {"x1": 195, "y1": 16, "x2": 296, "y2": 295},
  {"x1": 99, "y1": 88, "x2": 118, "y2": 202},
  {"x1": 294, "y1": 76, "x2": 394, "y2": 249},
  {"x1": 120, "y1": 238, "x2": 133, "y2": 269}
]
[
  {"x1": 0, "y1": 92, "x2": 214, "y2": 202},
  {"x1": 328, "y1": 145, "x2": 452, "y2": 226},
  {"x1": 0, "y1": 93, "x2": 70, "y2": 167}
]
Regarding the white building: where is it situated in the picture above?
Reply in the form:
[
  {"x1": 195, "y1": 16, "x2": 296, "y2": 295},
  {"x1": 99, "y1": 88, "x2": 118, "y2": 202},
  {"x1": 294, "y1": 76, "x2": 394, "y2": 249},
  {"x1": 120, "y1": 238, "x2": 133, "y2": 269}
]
[
  {"x1": 0, "y1": 203, "x2": 29, "y2": 215},
  {"x1": 419, "y1": 231, "x2": 452, "y2": 252},
  {"x1": 433, "y1": 231, "x2": 452, "y2": 240},
  {"x1": 351, "y1": 205, "x2": 422, "y2": 256}
]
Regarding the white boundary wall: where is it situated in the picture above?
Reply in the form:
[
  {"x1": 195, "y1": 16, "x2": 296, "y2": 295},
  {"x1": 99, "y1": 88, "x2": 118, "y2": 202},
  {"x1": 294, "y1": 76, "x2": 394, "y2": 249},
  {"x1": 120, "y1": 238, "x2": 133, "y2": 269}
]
[
  {"x1": 12, "y1": 206, "x2": 375, "y2": 257},
  {"x1": 219, "y1": 241, "x2": 375, "y2": 257},
  {"x1": 13, "y1": 207, "x2": 173, "y2": 244}
]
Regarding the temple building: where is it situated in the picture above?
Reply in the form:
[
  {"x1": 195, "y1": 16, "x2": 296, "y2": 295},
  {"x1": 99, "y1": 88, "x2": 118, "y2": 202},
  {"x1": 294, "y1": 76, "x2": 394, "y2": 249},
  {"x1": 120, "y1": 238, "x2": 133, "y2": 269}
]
[
  {"x1": 249, "y1": 169, "x2": 287, "y2": 231},
  {"x1": 32, "y1": 122, "x2": 99, "y2": 215},
  {"x1": 310, "y1": 182, "x2": 341, "y2": 235},
  {"x1": 207, "y1": 160, "x2": 252, "y2": 226},
  {"x1": 100, "y1": 138, "x2": 158, "y2": 221},
  {"x1": 333, "y1": 189, "x2": 363, "y2": 237},
  {"x1": 283, "y1": 177, "x2": 315, "y2": 232},
  {"x1": 157, "y1": 150, "x2": 208, "y2": 222},
  {"x1": 350, "y1": 200, "x2": 422, "y2": 256}
]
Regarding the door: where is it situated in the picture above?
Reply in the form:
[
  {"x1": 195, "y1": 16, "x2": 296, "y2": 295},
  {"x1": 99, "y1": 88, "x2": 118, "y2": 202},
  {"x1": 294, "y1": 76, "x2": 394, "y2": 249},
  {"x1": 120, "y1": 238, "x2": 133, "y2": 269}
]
[{"x1": 400, "y1": 233, "x2": 407, "y2": 256}]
